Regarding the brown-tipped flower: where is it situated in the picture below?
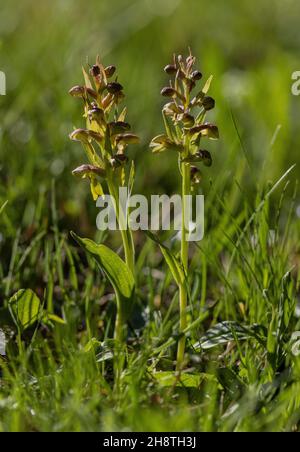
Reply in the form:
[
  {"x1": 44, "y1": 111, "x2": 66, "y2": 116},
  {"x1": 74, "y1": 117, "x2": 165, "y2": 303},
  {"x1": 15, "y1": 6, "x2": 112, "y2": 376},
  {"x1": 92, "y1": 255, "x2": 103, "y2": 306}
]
[
  {"x1": 161, "y1": 87, "x2": 178, "y2": 98},
  {"x1": 164, "y1": 64, "x2": 177, "y2": 75},
  {"x1": 90, "y1": 64, "x2": 101, "y2": 77},
  {"x1": 88, "y1": 107, "x2": 105, "y2": 123},
  {"x1": 150, "y1": 51, "x2": 218, "y2": 187},
  {"x1": 177, "y1": 113, "x2": 194, "y2": 127},
  {"x1": 69, "y1": 57, "x2": 139, "y2": 201},
  {"x1": 189, "y1": 123, "x2": 219, "y2": 140},
  {"x1": 88, "y1": 130, "x2": 104, "y2": 144},
  {"x1": 69, "y1": 128, "x2": 90, "y2": 143},
  {"x1": 150, "y1": 134, "x2": 173, "y2": 146},
  {"x1": 115, "y1": 133, "x2": 140, "y2": 146},
  {"x1": 197, "y1": 150, "x2": 212, "y2": 166},
  {"x1": 191, "y1": 70, "x2": 202, "y2": 81},
  {"x1": 105, "y1": 65, "x2": 116, "y2": 78},
  {"x1": 109, "y1": 121, "x2": 131, "y2": 135},
  {"x1": 86, "y1": 87, "x2": 98, "y2": 99},
  {"x1": 181, "y1": 149, "x2": 212, "y2": 166},
  {"x1": 202, "y1": 96, "x2": 215, "y2": 111},
  {"x1": 110, "y1": 154, "x2": 128, "y2": 168},
  {"x1": 106, "y1": 82, "x2": 123, "y2": 94},
  {"x1": 150, "y1": 134, "x2": 183, "y2": 154},
  {"x1": 69, "y1": 85, "x2": 85, "y2": 97},
  {"x1": 162, "y1": 102, "x2": 183, "y2": 116},
  {"x1": 72, "y1": 164, "x2": 106, "y2": 178},
  {"x1": 190, "y1": 166, "x2": 202, "y2": 184}
]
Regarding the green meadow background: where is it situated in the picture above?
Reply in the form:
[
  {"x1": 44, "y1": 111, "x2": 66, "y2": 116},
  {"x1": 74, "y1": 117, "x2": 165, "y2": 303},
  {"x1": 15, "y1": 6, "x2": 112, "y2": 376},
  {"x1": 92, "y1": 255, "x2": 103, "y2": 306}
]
[
  {"x1": 1, "y1": 0, "x2": 300, "y2": 432},
  {"x1": 1, "y1": 0, "x2": 300, "y2": 233}
]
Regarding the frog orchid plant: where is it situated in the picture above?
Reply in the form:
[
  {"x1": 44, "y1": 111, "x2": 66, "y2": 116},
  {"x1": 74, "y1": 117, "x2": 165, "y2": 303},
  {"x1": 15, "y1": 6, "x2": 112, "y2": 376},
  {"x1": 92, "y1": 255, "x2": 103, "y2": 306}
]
[
  {"x1": 149, "y1": 51, "x2": 219, "y2": 370},
  {"x1": 69, "y1": 57, "x2": 139, "y2": 343}
]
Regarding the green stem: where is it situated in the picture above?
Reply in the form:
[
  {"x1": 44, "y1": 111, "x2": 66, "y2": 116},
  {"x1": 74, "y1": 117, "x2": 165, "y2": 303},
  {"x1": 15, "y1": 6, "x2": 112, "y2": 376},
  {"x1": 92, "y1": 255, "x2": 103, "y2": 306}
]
[
  {"x1": 176, "y1": 160, "x2": 190, "y2": 371},
  {"x1": 106, "y1": 171, "x2": 135, "y2": 345},
  {"x1": 107, "y1": 178, "x2": 135, "y2": 274},
  {"x1": 17, "y1": 327, "x2": 24, "y2": 356},
  {"x1": 114, "y1": 305, "x2": 124, "y2": 343},
  {"x1": 113, "y1": 300, "x2": 125, "y2": 387}
]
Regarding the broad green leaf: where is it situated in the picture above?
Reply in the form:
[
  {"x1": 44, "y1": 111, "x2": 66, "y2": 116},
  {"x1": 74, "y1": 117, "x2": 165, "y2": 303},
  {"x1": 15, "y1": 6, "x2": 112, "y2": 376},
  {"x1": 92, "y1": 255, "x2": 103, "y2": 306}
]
[
  {"x1": 71, "y1": 232, "x2": 135, "y2": 321},
  {"x1": 145, "y1": 231, "x2": 185, "y2": 287},
  {"x1": 8, "y1": 289, "x2": 41, "y2": 331},
  {"x1": 153, "y1": 371, "x2": 215, "y2": 388},
  {"x1": 194, "y1": 321, "x2": 267, "y2": 350}
]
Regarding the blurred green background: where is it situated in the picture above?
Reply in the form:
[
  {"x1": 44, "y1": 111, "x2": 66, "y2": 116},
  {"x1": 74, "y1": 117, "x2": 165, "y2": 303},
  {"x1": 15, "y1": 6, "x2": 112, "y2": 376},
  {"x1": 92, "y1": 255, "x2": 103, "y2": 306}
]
[
  {"x1": 0, "y1": 0, "x2": 300, "y2": 237},
  {"x1": 1, "y1": 0, "x2": 300, "y2": 432}
]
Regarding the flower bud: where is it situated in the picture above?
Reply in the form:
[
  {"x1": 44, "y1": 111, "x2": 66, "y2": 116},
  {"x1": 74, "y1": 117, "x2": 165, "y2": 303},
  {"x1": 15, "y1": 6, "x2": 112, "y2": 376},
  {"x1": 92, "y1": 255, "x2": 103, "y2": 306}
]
[
  {"x1": 202, "y1": 123, "x2": 219, "y2": 139},
  {"x1": 115, "y1": 154, "x2": 128, "y2": 163},
  {"x1": 177, "y1": 113, "x2": 194, "y2": 127},
  {"x1": 69, "y1": 128, "x2": 90, "y2": 143},
  {"x1": 191, "y1": 70, "x2": 202, "y2": 81},
  {"x1": 161, "y1": 87, "x2": 178, "y2": 98},
  {"x1": 88, "y1": 107, "x2": 105, "y2": 122},
  {"x1": 90, "y1": 65, "x2": 101, "y2": 77},
  {"x1": 116, "y1": 133, "x2": 140, "y2": 145},
  {"x1": 164, "y1": 64, "x2": 177, "y2": 75},
  {"x1": 110, "y1": 154, "x2": 128, "y2": 168},
  {"x1": 109, "y1": 121, "x2": 131, "y2": 135},
  {"x1": 105, "y1": 65, "x2": 116, "y2": 78},
  {"x1": 162, "y1": 102, "x2": 183, "y2": 116},
  {"x1": 150, "y1": 134, "x2": 173, "y2": 146},
  {"x1": 72, "y1": 164, "x2": 106, "y2": 178},
  {"x1": 150, "y1": 134, "x2": 183, "y2": 153},
  {"x1": 197, "y1": 150, "x2": 212, "y2": 166},
  {"x1": 69, "y1": 85, "x2": 85, "y2": 97},
  {"x1": 190, "y1": 166, "x2": 201, "y2": 184},
  {"x1": 202, "y1": 96, "x2": 215, "y2": 111},
  {"x1": 189, "y1": 123, "x2": 219, "y2": 140},
  {"x1": 106, "y1": 82, "x2": 123, "y2": 94}
]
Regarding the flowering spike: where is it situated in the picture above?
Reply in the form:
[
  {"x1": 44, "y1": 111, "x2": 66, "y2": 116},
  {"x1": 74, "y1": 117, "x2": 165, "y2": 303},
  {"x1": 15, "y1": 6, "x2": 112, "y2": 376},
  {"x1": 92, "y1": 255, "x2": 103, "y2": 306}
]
[{"x1": 69, "y1": 58, "x2": 139, "y2": 203}]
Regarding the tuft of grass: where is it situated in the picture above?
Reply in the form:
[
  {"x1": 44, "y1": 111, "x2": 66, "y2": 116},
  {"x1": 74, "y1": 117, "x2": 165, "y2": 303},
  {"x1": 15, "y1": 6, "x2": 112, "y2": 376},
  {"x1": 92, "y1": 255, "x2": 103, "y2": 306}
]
[
  {"x1": 1, "y1": 0, "x2": 300, "y2": 433},
  {"x1": 0, "y1": 159, "x2": 299, "y2": 431}
]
